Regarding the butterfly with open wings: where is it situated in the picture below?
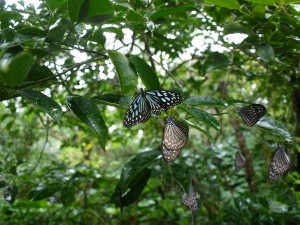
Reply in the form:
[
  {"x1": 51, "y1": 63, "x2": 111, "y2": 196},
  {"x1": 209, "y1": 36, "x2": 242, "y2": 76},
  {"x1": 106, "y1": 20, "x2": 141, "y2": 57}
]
[{"x1": 237, "y1": 104, "x2": 266, "y2": 127}]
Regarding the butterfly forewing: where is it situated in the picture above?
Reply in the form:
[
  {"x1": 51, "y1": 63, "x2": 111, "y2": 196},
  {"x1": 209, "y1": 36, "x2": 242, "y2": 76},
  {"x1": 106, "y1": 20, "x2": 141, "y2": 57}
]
[
  {"x1": 161, "y1": 143, "x2": 181, "y2": 162},
  {"x1": 123, "y1": 94, "x2": 151, "y2": 127},
  {"x1": 235, "y1": 150, "x2": 246, "y2": 172},
  {"x1": 268, "y1": 145, "x2": 291, "y2": 181},
  {"x1": 146, "y1": 90, "x2": 182, "y2": 114},
  {"x1": 163, "y1": 116, "x2": 189, "y2": 151},
  {"x1": 237, "y1": 104, "x2": 266, "y2": 127}
]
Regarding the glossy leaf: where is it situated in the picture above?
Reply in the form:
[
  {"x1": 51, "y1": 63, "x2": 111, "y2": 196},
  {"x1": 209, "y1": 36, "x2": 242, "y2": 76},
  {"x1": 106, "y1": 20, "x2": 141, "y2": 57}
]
[
  {"x1": 79, "y1": 0, "x2": 114, "y2": 23},
  {"x1": 150, "y1": 5, "x2": 196, "y2": 20},
  {"x1": 29, "y1": 183, "x2": 62, "y2": 201},
  {"x1": 257, "y1": 45, "x2": 275, "y2": 62},
  {"x1": 245, "y1": 0, "x2": 277, "y2": 4},
  {"x1": 108, "y1": 50, "x2": 137, "y2": 96},
  {"x1": 183, "y1": 96, "x2": 226, "y2": 107},
  {"x1": 205, "y1": 0, "x2": 240, "y2": 9},
  {"x1": 17, "y1": 90, "x2": 62, "y2": 122},
  {"x1": 66, "y1": 96, "x2": 108, "y2": 150},
  {"x1": 183, "y1": 119, "x2": 214, "y2": 140},
  {"x1": 256, "y1": 116, "x2": 292, "y2": 142},
  {"x1": 1, "y1": 51, "x2": 34, "y2": 86},
  {"x1": 46, "y1": 24, "x2": 68, "y2": 42},
  {"x1": 179, "y1": 106, "x2": 220, "y2": 131},
  {"x1": 68, "y1": 0, "x2": 84, "y2": 22},
  {"x1": 223, "y1": 23, "x2": 250, "y2": 35},
  {"x1": 130, "y1": 55, "x2": 160, "y2": 90}
]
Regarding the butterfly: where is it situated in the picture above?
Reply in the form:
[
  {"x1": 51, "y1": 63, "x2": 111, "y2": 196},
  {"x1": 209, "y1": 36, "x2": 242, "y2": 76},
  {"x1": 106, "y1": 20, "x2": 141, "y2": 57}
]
[
  {"x1": 268, "y1": 144, "x2": 291, "y2": 181},
  {"x1": 237, "y1": 104, "x2": 266, "y2": 127},
  {"x1": 161, "y1": 116, "x2": 189, "y2": 162},
  {"x1": 123, "y1": 89, "x2": 182, "y2": 127},
  {"x1": 182, "y1": 185, "x2": 198, "y2": 211},
  {"x1": 235, "y1": 150, "x2": 246, "y2": 172}
]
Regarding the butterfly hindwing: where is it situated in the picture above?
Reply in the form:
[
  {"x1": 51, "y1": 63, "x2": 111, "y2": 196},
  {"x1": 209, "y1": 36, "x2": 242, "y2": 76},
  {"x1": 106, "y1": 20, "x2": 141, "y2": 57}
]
[
  {"x1": 237, "y1": 104, "x2": 266, "y2": 127},
  {"x1": 161, "y1": 143, "x2": 181, "y2": 162},
  {"x1": 182, "y1": 186, "x2": 198, "y2": 211},
  {"x1": 163, "y1": 116, "x2": 189, "y2": 151},
  {"x1": 268, "y1": 145, "x2": 291, "y2": 181},
  {"x1": 123, "y1": 94, "x2": 151, "y2": 127}
]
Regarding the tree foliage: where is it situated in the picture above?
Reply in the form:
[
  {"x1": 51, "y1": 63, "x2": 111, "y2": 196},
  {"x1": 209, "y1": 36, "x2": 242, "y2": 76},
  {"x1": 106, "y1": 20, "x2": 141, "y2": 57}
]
[{"x1": 0, "y1": 0, "x2": 300, "y2": 224}]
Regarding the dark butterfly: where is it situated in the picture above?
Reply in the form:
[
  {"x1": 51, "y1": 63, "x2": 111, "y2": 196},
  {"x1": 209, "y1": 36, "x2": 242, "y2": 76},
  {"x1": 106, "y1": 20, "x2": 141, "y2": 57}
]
[
  {"x1": 235, "y1": 150, "x2": 246, "y2": 172},
  {"x1": 182, "y1": 186, "x2": 198, "y2": 211},
  {"x1": 161, "y1": 116, "x2": 189, "y2": 162},
  {"x1": 123, "y1": 89, "x2": 182, "y2": 127},
  {"x1": 268, "y1": 144, "x2": 291, "y2": 181},
  {"x1": 237, "y1": 104, "x2": 266, "y2": 127}
]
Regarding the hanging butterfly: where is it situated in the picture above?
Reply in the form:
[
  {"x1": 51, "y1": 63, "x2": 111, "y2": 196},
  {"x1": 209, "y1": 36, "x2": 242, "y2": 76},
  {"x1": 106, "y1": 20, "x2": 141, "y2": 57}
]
[
  {"x1": 161, "y1": 116, "x2": 189, "y2": 162},
  {"x1": 237, "y1": 104, "x2": 266, "y2": 127},
  {"x1": 268, "y1": 144, "x2": 291, "y2": 181},
  {"x1": 235, "y1": 150, "x2": 246, "y2": 172},
  {"x1": 123, "y1": 89, "x2": 182, "y2": 127},
  {"x1": 182, "y1": 185, "x2": 198, "y2": 211}
]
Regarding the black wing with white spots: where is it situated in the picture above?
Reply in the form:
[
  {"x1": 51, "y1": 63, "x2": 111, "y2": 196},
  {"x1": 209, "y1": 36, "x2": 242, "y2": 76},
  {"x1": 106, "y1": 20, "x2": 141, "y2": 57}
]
[
  {"x1": 237, "y1": 104, "x2": 266, "y2": 127},
  {"x1": 268, "y1": 145, "x2": 291, "y2": 181},
  {"x1": 123, "y1": 89, "x2": 182, "y2": 127},
  {"x1": 163, "y1": 116, "x2": 189, "y2": 151},
  {"x1": 123, "y1": 94, "x2": 151, "y2": 127}
]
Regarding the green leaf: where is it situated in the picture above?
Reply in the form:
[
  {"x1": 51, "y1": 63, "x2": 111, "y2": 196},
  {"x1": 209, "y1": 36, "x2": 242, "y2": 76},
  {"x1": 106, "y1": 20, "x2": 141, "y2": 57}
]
[
  {"x1": 256, "y1": 116, "x2": 293, "y2": 142},
  {"x1": 169, "y1": 163, "x2": 192, "y2": 192},
  {"x1": 112, "y1": 168, "x2": 151, "y2": 207},
  {"x1": 79, "y1": 0, "x2": 114, "y2": 23},
  {"x1": 0, "y1": 28, "x2": 28, "y2": 49},
  {"x1": 120, "y1": 150, "x2": 160, "y2": 191},
  {"x1": 90, "y1": 29, "x2": 106, "y2": 47},
  {"x1": 257, "y1": 45, "x2": 275, "y2": 62},
  {"x1": 223, "y1": 23, "x2": 250, "y2": 35},
  {"x1": 205, "y1": 0, "x2": 240, "y2": 9},
  {"x1": 202, "y1": 52, "x2": 231, "y2": 74},
  {"x1": 45, "y1": 0, "x2": 65, "y2": 10},
  {"x1": 179, "y1": 106, "x2": 220, "y2": 130},
  {"x1": 61, "y1": 186, "x2": 76, "y2": 207},
  {"x1": 244, "y1": 0, "x2": 278, "y2": 4},
  {"x1": 183, "y1": 96, "x2": 226, "y2": 107},
  {"x1": 1, "y1": 51, "x2": 34, "y2": 86},
  {"x1": 91, "y1": 94, "x2": 131, "y2": 109},
  {"x1": 108, "y1": 50, "x2": 137, "y2": 96},
  {"x1": 46, "y1": 24, "x2": 68, "y2": 42},
  {"x1": 66, "y1": 96, "x2": 108, "y2": 150},
  {"x1": 68, "y1": 0, "x2": 84, "y2": 22},
  {"x1": 29, "y1": 183, "x2": 62, "y2": 201},
  {"x1": 183, "y1": 119, "x2": 214, "y2": 140},
  {"x1": 17, "y1": 90, "x2": 62, "y2": 122},
  {"x1": 130, "y1": 55, "x2": 160, "y2": 90}
]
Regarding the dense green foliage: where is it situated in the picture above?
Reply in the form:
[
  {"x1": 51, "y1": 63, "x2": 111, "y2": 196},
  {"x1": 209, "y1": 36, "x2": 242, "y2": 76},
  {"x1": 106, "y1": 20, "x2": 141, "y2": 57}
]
[{"x1": 1, "y1": 0, "x2": 300, "y2": 224}]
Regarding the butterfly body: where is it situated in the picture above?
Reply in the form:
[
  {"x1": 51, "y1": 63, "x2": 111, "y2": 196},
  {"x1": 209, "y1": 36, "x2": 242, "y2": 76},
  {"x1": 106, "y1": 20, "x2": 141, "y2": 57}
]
[
  {"x1": 268, "y1": 145, "x2": 291, "y2": 181},
  {"x1": 123, "y1": 89, "x2": 182, "y2": 127},
  {"x1": 237, "y1": 104, "x2": 266, "y2": 127}
]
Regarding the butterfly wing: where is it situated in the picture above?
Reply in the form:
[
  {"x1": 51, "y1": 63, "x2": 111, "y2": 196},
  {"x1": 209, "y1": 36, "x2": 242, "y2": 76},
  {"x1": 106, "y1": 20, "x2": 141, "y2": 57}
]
[
  {"x1": 123, "y1": 94, "x2": 151, "y2": 127},
  {"x1": 268, "y1": 145, "x2": 291, "y2": 181},
  {"x1": 237, "y1": 104, "x2": 266, "y2": 126},
  {"x1": 163, "y1": 116, "x2": 189, "y2": 151},
  {"x1": 235, "y1": 150, "x2": 246, "y2": 172},
  {"x1": 145, "y1": 90, "x2": 182, "y2": 115},
  {"x1": 161, "y1": 143, "x2": 181, "y2": 162},
  {"x1": 182, "y1": 186, "x2": 198, "y2": 211}
]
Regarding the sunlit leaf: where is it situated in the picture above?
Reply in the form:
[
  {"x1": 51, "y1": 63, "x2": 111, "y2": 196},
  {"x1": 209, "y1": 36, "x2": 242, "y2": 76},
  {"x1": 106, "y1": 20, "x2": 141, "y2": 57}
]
[
  {"x1": 17, "y1": 90, "x2": 62, "y2": 122},
  {"x1": 205, "y1": 0, "x2": 240, "y2": 9}
]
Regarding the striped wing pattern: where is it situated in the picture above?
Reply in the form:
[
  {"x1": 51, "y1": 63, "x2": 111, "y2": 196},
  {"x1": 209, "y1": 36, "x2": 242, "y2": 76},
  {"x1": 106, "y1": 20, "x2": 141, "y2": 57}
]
[
  {"x1": 235, "y1": 150, "x2": 246, "y2": 172},
  {"x1": 163, "y1": 116, "x2": 189, "y2": 150},
  {"x1": 268, "y1": 145, "x2": 291, "y2": 181},
  {"x1": 237, "y1": 104, "x2": 266, "y2": 127},
  {"x1": 182, "y1": 186, "x2": 198, "y2": 211},
  {"x1": 123, "y1": 89, "x2": 182, "y2": 127}
]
